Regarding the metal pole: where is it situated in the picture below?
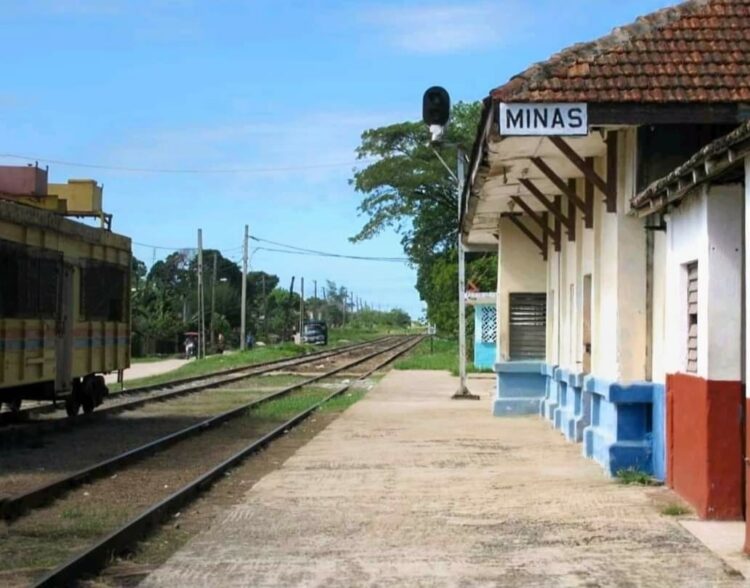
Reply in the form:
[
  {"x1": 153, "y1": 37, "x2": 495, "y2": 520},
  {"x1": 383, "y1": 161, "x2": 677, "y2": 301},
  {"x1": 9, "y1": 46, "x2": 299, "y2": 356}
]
[
  {"x1": 197, "y1": 229, "x2": 205, "y2": 359},
  {"x1": 454, "y1": 147, "x2": 478, "y2": 399},
  {"x1": 314, "y1": 280, "x2": 318, "y2": 319},
  {"x1": 211, "y1": 252, "x2": 217, "y2": 348},
  {"x1": 262, "y1": 273, "x2": 267, "y2": 342},
  {"x1": 299, "y1": 277, "x2": 305, "y2": 336},
  {"x1": 240, "y1": 225, "x2": 248, "y2": 350}
]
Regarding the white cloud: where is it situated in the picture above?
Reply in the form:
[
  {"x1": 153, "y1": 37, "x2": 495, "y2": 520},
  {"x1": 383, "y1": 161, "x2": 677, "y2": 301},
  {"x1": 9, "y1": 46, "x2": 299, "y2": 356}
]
[{"x1": 361, "y1": 2, "x2": 522, "y2": 54}]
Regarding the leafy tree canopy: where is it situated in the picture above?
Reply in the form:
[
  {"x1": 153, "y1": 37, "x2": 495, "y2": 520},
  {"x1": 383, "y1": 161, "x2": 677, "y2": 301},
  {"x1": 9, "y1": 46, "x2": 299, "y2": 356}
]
[{"x1": 351, "y1": 101, "x2": 496, "y2": 333}]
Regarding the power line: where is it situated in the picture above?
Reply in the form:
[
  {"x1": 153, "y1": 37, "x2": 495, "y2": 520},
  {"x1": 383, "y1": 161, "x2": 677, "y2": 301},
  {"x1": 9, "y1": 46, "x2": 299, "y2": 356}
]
[
  {"x1": 250, "y1": 236, "x2": 409, "y2": 263},
  {"x1": 0, "y1": 153, "x2": 373, "y2": 175},
  {"x1": 253, "y1": 246, "x2": 406, "y2": 263}
]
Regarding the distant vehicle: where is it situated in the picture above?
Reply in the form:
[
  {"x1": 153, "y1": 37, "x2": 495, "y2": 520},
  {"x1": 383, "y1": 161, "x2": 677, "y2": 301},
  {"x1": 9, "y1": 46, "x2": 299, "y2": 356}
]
[{"x1": 302, "y1": 320, "x2": 328, "y2": 345}]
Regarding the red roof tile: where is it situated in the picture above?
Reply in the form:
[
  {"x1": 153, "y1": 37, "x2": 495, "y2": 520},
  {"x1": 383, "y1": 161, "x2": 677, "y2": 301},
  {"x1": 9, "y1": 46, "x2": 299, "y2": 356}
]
[{"x1": 492, "y1": 0, "x2": 750, "y2": 103}]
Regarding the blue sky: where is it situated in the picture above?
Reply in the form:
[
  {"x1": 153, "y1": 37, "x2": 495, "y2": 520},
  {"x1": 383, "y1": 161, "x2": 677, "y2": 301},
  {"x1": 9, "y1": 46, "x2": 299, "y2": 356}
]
[{"x1": 1, "y1": 0, "x2": 672, "y2": 318}]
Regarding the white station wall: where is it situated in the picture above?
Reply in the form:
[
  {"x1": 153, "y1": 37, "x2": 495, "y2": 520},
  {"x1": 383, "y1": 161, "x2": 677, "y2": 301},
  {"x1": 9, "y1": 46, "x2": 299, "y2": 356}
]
[
  {"x1": 546, "y1": 128, "x2": 647, "y2": 382},
  {"x1": 664, "y1": 183, "x2": 743, "y2": 381},
  {"x1": 496, "y1": 217, "x2": 547, "y2": 361}
]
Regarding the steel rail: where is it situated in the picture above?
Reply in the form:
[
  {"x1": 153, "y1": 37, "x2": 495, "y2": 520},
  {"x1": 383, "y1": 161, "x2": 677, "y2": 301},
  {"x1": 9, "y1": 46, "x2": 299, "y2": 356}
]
[
  {"x1": 31, "y1": 335, "x2": 423, "y2": 588},
  {"x1": 0, "y1": 336, "x2": 395, "y2": 438},
  {"x1": 0, "y1": 336, "x2": 393, "y2": 425},
  {"x1": 1, "y1": 336, "x2": 414, "y2": 520}
]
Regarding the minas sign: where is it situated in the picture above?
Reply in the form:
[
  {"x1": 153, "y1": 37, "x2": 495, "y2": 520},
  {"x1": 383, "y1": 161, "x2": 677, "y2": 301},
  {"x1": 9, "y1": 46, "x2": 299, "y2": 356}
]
[{"x1": 499, "y1": 103, "x2": 588, "y2": 136}]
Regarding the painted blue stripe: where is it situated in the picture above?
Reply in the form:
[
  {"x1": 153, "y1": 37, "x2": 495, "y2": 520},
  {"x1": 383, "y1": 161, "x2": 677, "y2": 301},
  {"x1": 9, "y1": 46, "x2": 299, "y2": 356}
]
[
  {"x1": 0, "y1": 340, "x2": 55, "y2": 352},
  {"x1": 1, "y1": 337, "x2": 129, "y2": 352}
]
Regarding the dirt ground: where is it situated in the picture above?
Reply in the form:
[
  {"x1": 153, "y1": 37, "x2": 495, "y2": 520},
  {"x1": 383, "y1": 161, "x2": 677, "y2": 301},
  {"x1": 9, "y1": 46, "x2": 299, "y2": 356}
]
[{"x1": 141, "y1": 370, "x2": 744, "y2": 588}]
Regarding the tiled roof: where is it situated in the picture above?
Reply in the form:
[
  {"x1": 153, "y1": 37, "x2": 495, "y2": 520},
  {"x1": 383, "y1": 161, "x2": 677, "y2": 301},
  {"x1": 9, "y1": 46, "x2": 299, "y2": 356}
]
[{"x1": 492, "y1": 0, "x2": 750, "y2": 103}]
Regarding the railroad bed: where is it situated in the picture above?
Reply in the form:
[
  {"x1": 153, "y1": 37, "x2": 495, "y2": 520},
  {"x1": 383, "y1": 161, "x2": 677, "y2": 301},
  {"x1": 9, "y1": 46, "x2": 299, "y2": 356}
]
[
  {"x1": 0, "y1": 335, "x2": 398, "y2": 434},
  {"x1": 0, "y1": 334, "x2": 422, "y2": 587}
]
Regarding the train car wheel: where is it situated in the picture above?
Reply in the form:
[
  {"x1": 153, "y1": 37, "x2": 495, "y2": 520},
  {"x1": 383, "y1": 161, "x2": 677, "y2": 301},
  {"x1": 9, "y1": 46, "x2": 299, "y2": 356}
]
[
  {"x1": 81, "y1": 395, "x2": 95, "y2": 414},
  {"x1": 65, "y1": 397, "x2": 80, "y2": 417}
]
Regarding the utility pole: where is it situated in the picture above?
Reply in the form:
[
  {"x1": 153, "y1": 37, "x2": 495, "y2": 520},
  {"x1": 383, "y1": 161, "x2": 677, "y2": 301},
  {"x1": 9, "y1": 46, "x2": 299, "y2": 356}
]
[
  {"x1": 313, "y1": 279, "x2": 318, "y2": 319},
  {"x1": 299, "y1": 277, "x2": 305, "y2": 336},
  {"x1": 211, "y1": 252, "x2": 217, "y2": 348},
  {"x1": 342, "y1": 289, "x2": 347, "y2": 326},
  {"x1": 282, "y1": 277, "x2": 295, "y2": 342},
  {"x1": 261, "y1": 273, "x2": 268, "y2": 342},
  {"x1": 197, "y1": 229, "x2": 205, "y2": 359},
  {"x1": 240, "y1": 224, "x2": 248, "y2": 350}
]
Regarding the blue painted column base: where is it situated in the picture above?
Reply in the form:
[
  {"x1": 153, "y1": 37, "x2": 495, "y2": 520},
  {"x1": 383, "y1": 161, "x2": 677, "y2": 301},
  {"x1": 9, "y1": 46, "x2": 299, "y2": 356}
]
[
  {"x1": 539, "y1": 364, "x2": 558, "y2": 421},
  {"x1": 582, "y1": 378, "x2": 660, "y2": 478},
  {"x1": 492, "y1": 361, "x2": 546, "y2": 416}
]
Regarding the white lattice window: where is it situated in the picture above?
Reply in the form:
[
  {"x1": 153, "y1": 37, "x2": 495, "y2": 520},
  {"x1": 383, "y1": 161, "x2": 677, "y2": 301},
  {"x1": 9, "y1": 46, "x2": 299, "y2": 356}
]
[{"x1": 479, "y1": 306, "x2": 497, "y2": 343}]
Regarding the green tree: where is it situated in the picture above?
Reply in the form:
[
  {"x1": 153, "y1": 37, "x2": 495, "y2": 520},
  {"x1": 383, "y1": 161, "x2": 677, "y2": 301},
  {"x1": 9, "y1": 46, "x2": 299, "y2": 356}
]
[{"x1": 351, "y1": 102, "x2": 496, "y2": 333}]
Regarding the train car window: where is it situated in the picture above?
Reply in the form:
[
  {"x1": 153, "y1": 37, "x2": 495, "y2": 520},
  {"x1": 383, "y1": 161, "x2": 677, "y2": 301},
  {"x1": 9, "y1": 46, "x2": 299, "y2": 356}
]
[
  {"x1": 0, "y1": 238, "x2": 60, "y2": 319},
  {"x1": 80, "y1": 262, "x2": 126, "y2": 321}
]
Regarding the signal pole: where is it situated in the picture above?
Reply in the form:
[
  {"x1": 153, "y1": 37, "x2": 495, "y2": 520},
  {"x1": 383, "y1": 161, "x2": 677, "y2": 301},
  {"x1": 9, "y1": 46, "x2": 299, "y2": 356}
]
[
  {"x1": 422, "y1": 86, "x2": 478, "y2": 400},
  {"x1": 240, "y1": 224, "x2": 248, "y2": 350},
  {"x1": 454, "y1": 149, "x2": 476, "y2": 399}
]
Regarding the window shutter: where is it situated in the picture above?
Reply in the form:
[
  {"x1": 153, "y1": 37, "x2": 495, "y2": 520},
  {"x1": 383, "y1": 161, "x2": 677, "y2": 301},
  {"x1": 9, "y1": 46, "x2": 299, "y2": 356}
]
[
  {"x1": 509, "y1": 292, "x2": 546, "y2": 360},
  {"x1": 686, "y1": 262, "x2": 698, "y2": 373}
]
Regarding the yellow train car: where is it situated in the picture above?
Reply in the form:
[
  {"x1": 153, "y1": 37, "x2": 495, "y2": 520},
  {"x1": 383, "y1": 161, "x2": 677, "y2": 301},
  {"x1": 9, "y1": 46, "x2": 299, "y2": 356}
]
[{"x1": 0, "y1": 198, "x2": 131, "y2": 416}]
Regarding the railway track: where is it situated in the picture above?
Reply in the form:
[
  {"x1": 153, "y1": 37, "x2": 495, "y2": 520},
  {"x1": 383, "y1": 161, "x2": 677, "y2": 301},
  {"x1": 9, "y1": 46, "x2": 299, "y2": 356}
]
[
  {"x1": 0, "y1": 336, "x2": 396, "y2": 434},
  {"x1": 0, "y1": 335, "x2": 409, "y2": 520},
  {"x1": 16, "y1": 334, "x2": 421, "y2": 587}
]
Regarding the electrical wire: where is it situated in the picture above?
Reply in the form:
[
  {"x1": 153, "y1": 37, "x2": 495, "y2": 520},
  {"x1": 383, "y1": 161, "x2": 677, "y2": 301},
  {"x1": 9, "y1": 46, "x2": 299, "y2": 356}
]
[
  {"x1": 0, "y1": 153, "x2": 373, "y2": 175},
  {"x1": 253, "y1": 246, "x2": 408, "y2": 263},
  {"x1": 250, "y1": 236, "x2": 408, "y2": 262}
]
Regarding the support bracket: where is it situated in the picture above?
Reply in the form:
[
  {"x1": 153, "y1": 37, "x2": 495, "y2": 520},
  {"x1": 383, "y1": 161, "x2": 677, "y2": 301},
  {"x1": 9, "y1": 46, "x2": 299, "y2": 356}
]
[
  {"x1": 530, "y1": 157, "x2": 588, "y2": 213},
  {"x1": 511, "y1": 196, "x2": 559, "y2": 251},
  {"x1": 519, "y1": 178, "x2": 573, "y2": 243},
  {"x1": 547, "y1": 135, "x2": 617, "y2": 214},
  {"x1": 504, "y1": 212, "x2": 547, "y2": 260}
]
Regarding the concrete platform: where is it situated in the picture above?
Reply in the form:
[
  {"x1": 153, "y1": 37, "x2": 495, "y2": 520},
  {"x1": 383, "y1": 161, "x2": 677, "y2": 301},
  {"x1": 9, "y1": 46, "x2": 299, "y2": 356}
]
[
  {"x1": 104, "y1": 358, "x2": 189, "y2": 385},
  {"x1": 141, "y1": 370, "x2": 742, "y2": 587}
]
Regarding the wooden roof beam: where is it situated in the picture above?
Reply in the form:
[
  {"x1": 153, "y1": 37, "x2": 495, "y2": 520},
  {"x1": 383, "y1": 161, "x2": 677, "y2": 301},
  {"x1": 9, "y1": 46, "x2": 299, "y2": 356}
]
[
  {"x1": 547, "y1": 135, "x2": 617, "y2": 213},
  {"x1": 504, "y1": 213, "x2": 547, "y2": 260},
  {"x1": 530, "y1": 156, "x2": 588, "y2": 213},
  {"x1": 519, "y1": 178, "x2": 574, "y2": 242},
  {"x1": 511, "y1": 196, "x2": 559, "y2": 251}
]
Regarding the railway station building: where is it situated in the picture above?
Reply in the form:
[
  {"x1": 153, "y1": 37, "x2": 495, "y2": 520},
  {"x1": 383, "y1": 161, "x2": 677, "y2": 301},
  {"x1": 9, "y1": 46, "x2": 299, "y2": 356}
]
[{"x1": 460, "y1": 0, "x2": 750, "y2": 547}]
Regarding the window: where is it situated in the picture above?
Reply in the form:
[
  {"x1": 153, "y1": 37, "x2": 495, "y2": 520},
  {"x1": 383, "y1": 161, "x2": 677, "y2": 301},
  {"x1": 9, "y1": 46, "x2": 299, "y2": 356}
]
[
  {"x1": 0, "y1": 238, "x2": 60, "y2": 319},
  {"x1": 479, "y1": 306, "x2": 497, "y2": 344},
  {"x1": 686, "y1": 262, "x2": 698, "y2": 373},
  {"x1": 80, "y1": 262, "x2": 126, "y2": 321},
  {"x1": 509, "y1": 292, "x2": 546, "y2": 360}
]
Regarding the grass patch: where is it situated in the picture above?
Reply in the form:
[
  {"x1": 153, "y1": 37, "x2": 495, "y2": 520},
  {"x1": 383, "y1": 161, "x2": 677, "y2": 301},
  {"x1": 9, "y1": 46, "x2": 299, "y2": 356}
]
[
  {"x1": 248, "y1": 388, "x2": 332, "y2": 422},
  {"x1": 1, "y1": 506, "x2": 130, "y2": 570},
  {"x1": 615, "y1": 468, "x2": 659, "y2": 486},
  {"x1": 123, "y1": 344, "x2": 312, "y2": 389},
  {"x1": 661, "y1": 503, "x2": 691, "y2": 516},
  {"x1": 394, "y1": 337, "x2": 490, "y2": 375},
  {"x1": 319, "y1": 390, "x2": 365, "y2": 413},
  {"x1": 327, "y1": 326, "x2": 411, "y2": 345}
]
